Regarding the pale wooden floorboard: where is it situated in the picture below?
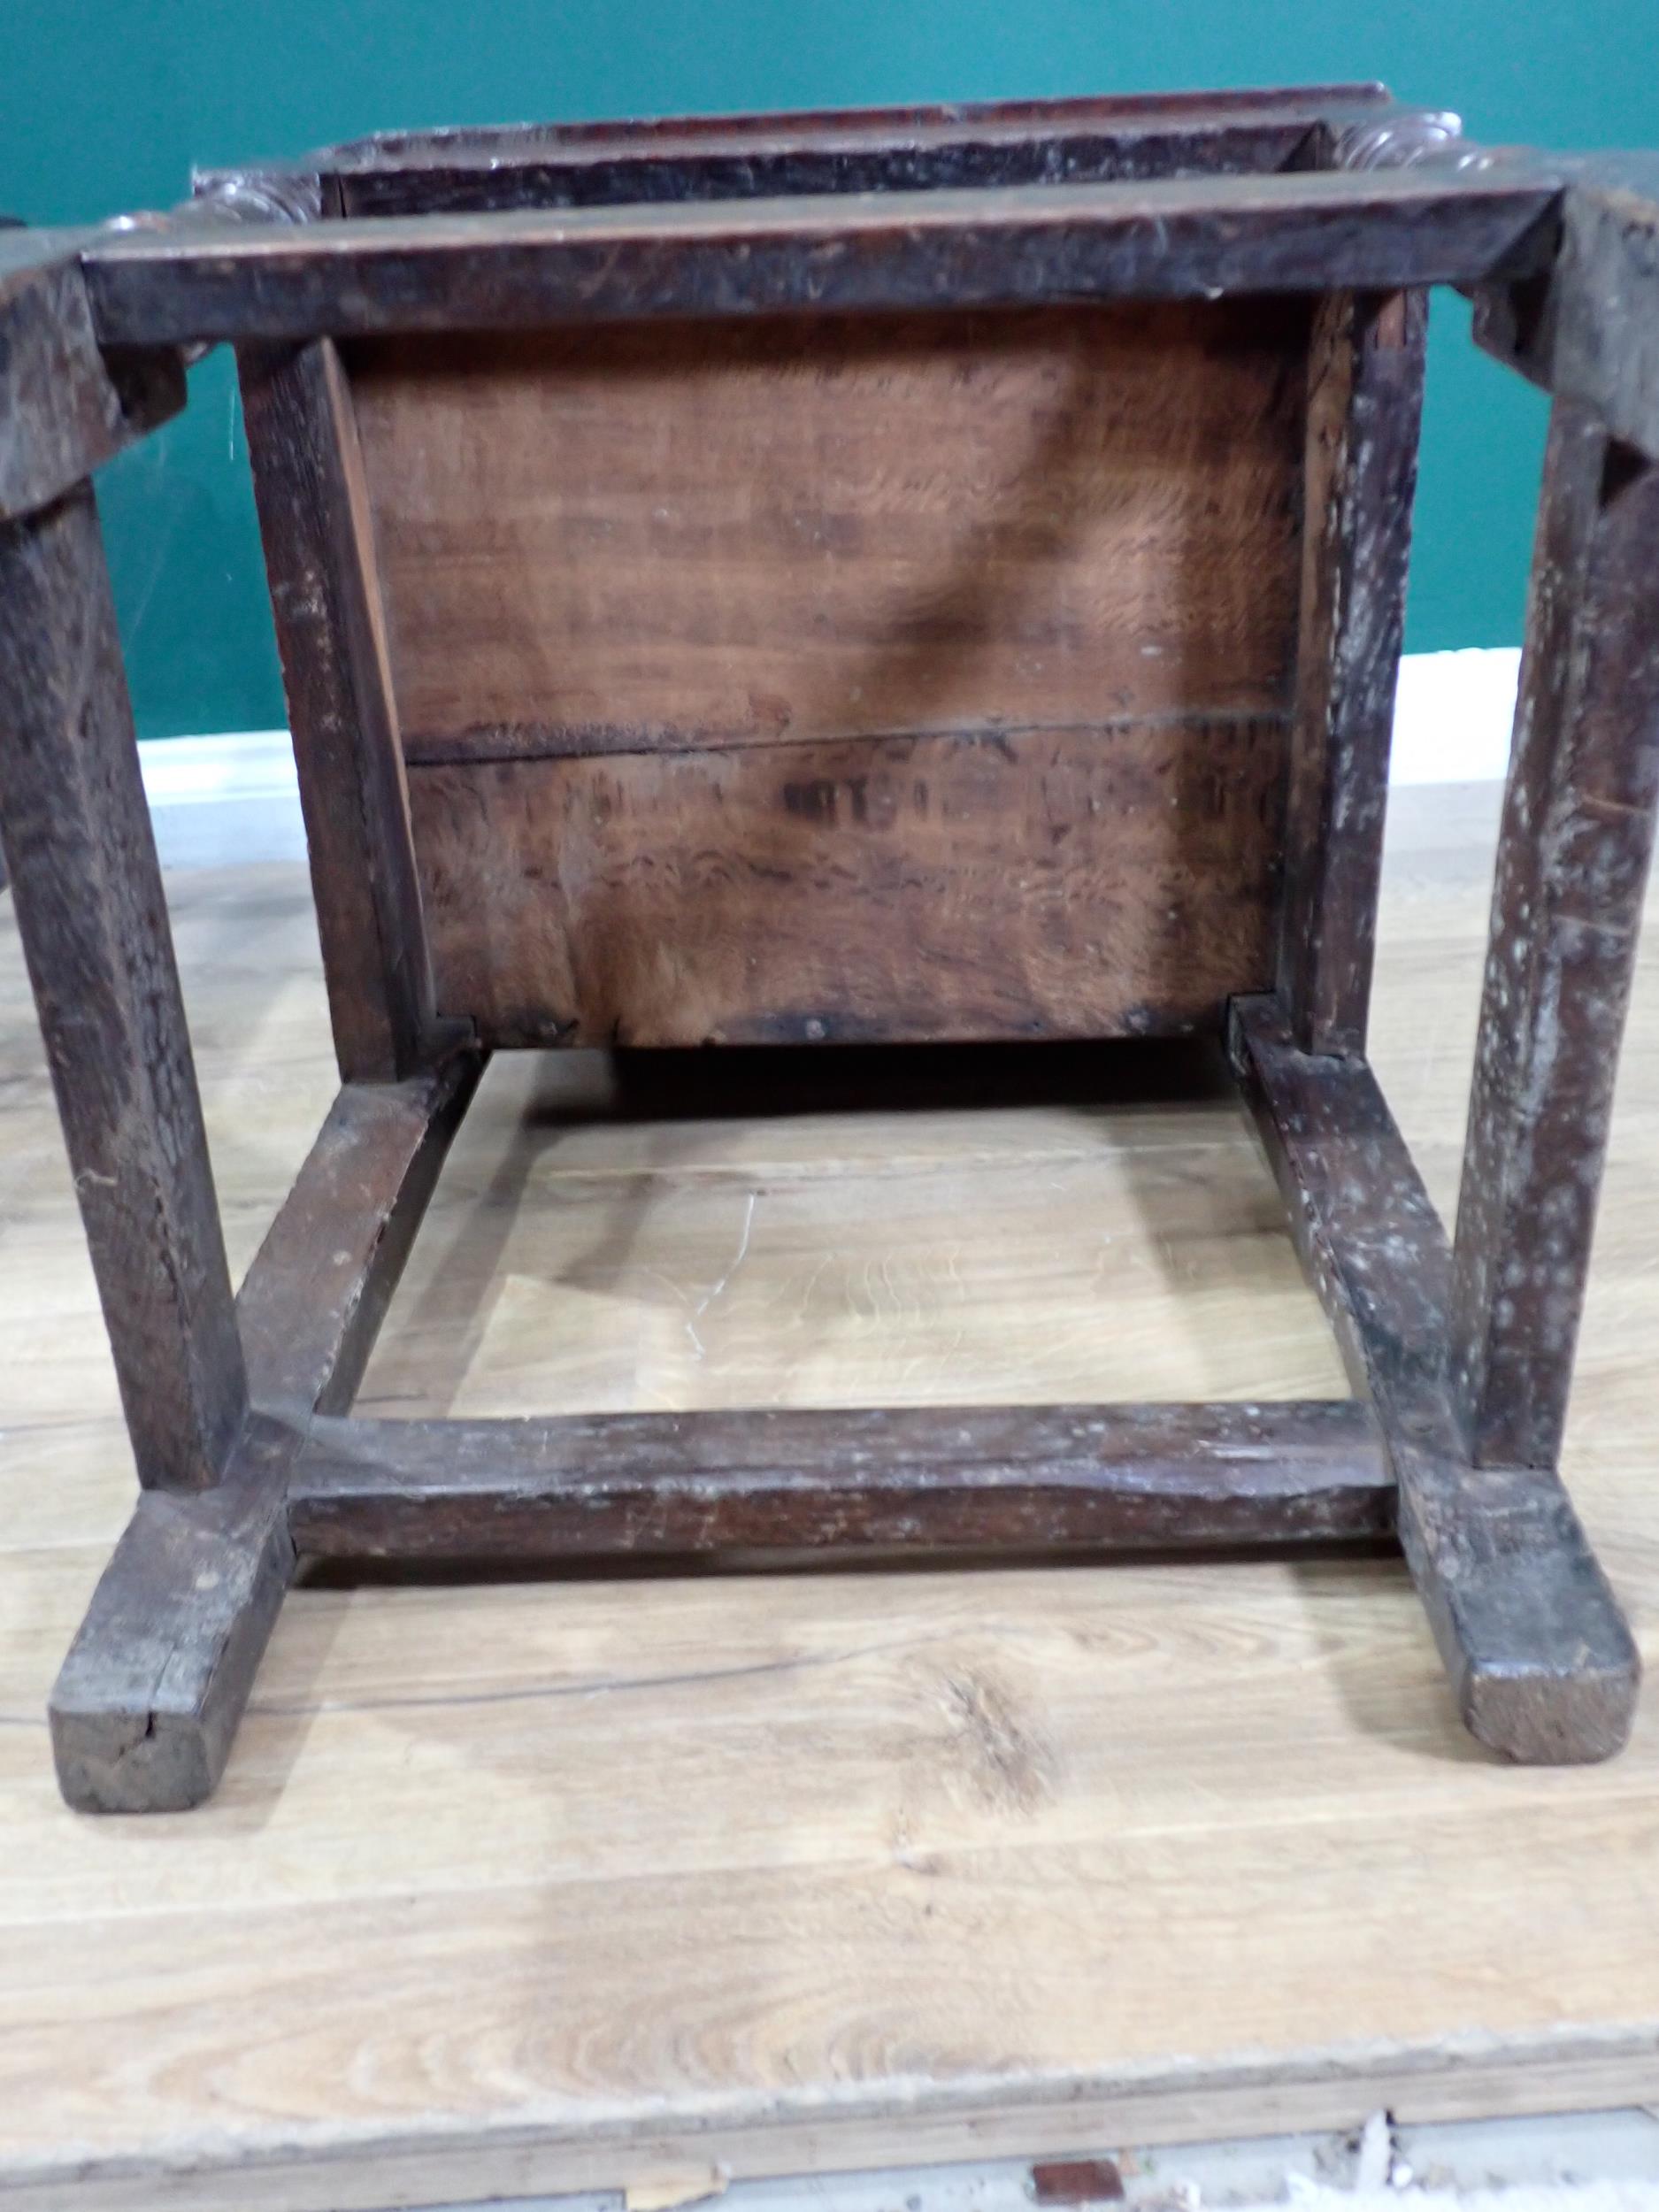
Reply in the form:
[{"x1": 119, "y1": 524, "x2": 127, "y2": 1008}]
[{"x1": 2, "y1": 784, "x2": 1658, "y2": 2208}]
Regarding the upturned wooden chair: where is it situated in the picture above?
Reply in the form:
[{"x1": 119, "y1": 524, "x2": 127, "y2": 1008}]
[{"x1": 1, "y1": 86, "x2": 1653, "y2": 1809}]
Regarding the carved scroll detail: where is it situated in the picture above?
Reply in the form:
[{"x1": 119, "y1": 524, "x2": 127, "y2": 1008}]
[
  {"x1": 1334, "y1": 107, "x2": 1496, "y2": 174},
  {"x1": 188, "y1": 169, "x2": 326, "y2": 226},
  {"x1": 104, "y1": 168, "x2": 324, "y2": 236}
]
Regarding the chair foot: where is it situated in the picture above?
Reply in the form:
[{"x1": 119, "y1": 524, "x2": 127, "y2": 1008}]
[
  {"x1": 50, "y1": 1424, "x2": 295, "y2": 1813},
  {"x1": 1230, "y1": 995, "x2": 1641, "y2": 1767},
  {"x1": 1402, "y1": 1464, "x2": 1640, "y2": 1764},
  {"x1": 1459, "y1": 1658, "x2": 1639, "y2": 1766}
]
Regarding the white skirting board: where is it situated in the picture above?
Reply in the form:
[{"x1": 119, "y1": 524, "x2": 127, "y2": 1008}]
[
  {"x1": 1388, "y1": 646, "x2": 1521, "y2": 785},
  {"x1": 136, "y1": 646, "x2": 1523, "y2": 871}
]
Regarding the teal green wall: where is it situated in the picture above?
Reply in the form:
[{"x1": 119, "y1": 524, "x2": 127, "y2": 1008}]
[{"x1": 3, "y1": 3, "x2": 1656, "y2": 739}]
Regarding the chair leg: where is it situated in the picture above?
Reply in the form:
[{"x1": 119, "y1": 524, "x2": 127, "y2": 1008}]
[
  {"x1": 1278, "y1": 286, "x2": 1426, "y2": 1056},
  {"x1": 1232, "y1": 995, "x2": 1639, "y2": 1764},
  {"x1": 1451, "y1": 402, "x2": 1659, "y2": 1473},
  {"x1": 50, "y1": 1057, "x2": 484, "y2": 1812},
  {"x1": 50, "y1": 1421, "x2": 296, "y2": 1813},
  {"x1": 0, "y1": 482, "x2": 248, "y2": 1493}
]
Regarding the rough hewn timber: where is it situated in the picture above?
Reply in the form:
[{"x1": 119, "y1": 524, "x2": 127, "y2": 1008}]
[
  {"x1": 0, "y1": 482, "x2": 246, "y2": 1490},
  {"x1": 0, "y1": 230, "x2": 182, "y2": 521},
  {"x1": 240, "y1": 337, "x2": 446, "y2": 1079},
  {"x1": 50, "y1": 1055, "x2": 484, "y2": 1813},
  {"x1": 81, "y1": 168, "x2": 1562, "y2": 346},
  {"x1": 1449, "y1": 403, "x2": 1659, "y2": 1471},
  {"x1": 287, "y1": 1400, "x2": 1394, "y2": 1562},
  {"x1": 49, "y1": 1419, "x2": 296, "y2": 1813},
  {"x1": 1474, "y1": 160, "x2": 1659, "y2": 463},
  {"x1": 237, "y1": 1053, "x2": 485, "y2": 1416},
  {"x1": 1231, "y1": 994, "x2": 1639, "y2": 1764},
  {"x1": 1279, "y1": 287, "x2": 1427, "y2": 1053}
]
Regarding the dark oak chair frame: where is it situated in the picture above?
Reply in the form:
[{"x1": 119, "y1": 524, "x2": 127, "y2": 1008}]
[{"x1": 3, "y1": 85, "x2": 1655, "y2": 1811}]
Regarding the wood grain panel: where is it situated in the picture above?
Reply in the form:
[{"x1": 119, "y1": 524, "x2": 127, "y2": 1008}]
[
  {"x1": 347, "y1": 302, "x2": 1309, "y2": 758},
  {"x1": 406, "y1": 718, "x2": 1287, "y2": 1046},
  {"x1": 350, "y1": 300, "x2": 1308, "y2": 1046}
]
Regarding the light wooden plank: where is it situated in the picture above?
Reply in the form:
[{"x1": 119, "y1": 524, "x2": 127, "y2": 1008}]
[
  {"x1": 352, "y1": 1048, "x2": 1349, "y2": 1418},
  {"x1": 1, "y1": 792, "x2": 1658, "y2": 2201}
]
